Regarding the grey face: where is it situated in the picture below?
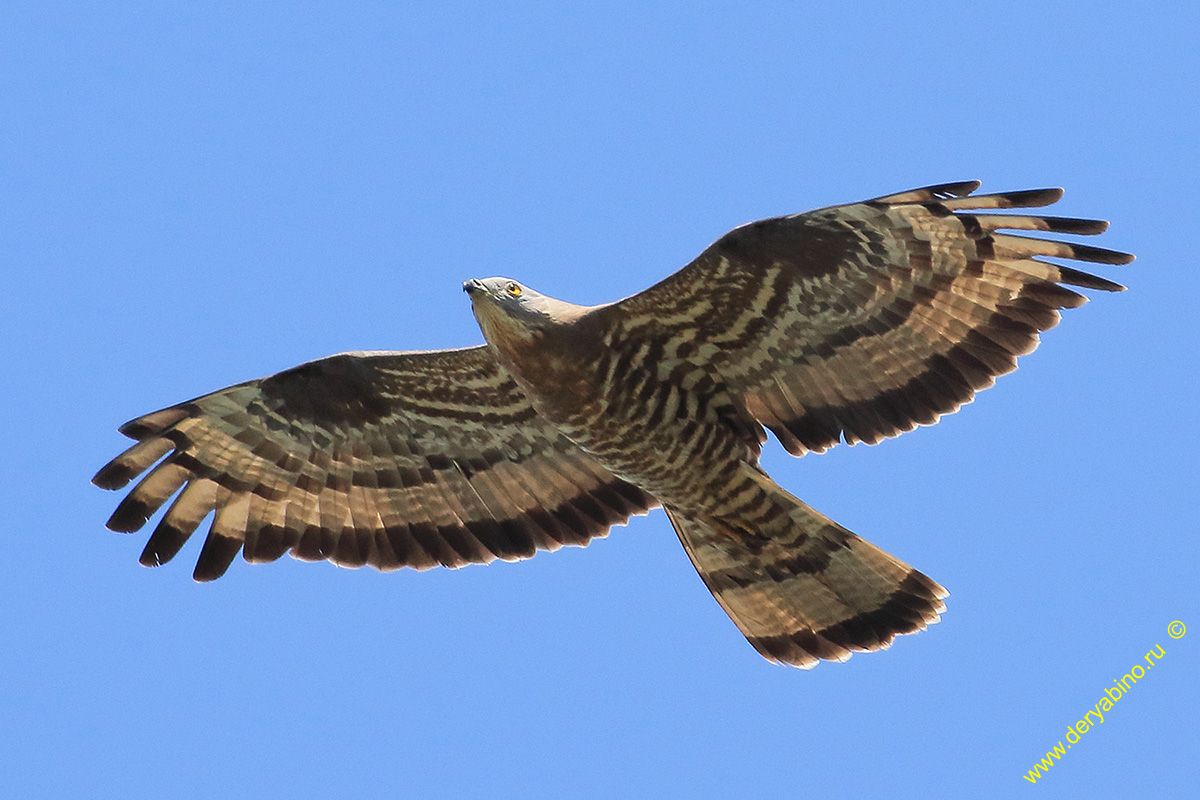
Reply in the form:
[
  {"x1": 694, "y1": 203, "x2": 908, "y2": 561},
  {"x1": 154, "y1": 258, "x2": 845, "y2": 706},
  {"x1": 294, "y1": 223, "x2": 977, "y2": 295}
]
[
  {"x1": 462, "y1": 276, "x2": 522, "y2": 301},
  {"x1": 463, "y1": 277, "x2": 556, "y2": 327}
]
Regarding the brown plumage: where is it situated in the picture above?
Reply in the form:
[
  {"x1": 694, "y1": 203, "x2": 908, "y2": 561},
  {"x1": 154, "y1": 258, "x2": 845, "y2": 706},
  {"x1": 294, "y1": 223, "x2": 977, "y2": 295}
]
[{"x1": 94, "y1": 181, "x2": 1132, "y2": 668}]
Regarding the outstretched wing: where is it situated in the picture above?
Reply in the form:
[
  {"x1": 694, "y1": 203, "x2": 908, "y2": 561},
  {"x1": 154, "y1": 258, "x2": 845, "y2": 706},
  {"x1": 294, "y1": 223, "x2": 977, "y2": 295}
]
[
  {"x1": 600, "y1": 181, "x2": 1133, "y2": 455},
  {"x1": 95, "y1": 346, "x2": 655, "y2": 581}
]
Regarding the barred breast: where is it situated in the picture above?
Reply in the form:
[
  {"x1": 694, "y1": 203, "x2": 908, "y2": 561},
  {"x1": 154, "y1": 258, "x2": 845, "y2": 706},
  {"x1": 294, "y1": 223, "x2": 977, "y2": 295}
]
[{"x1": 494, "y1": 315, "x2": 760, "y2": 515}]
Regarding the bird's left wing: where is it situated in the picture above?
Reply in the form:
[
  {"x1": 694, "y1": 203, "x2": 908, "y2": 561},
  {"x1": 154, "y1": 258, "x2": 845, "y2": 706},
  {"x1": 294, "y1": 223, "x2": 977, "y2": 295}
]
[
  {"x1": 95, "y1": 346, "x2": 655, "y2": 581},
  {"x1": 597, "y1": 181, "x2": 1132, "y2": 455}
]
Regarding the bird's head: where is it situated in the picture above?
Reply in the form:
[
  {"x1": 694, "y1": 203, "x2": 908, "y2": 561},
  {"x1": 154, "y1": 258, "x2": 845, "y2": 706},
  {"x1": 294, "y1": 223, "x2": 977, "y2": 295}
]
[{"x1": 463, "y1": 277, "x2": 586, "y2": 353}]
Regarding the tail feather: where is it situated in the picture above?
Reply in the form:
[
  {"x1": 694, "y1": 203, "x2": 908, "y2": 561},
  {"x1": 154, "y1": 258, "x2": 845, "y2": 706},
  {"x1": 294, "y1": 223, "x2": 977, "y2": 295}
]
[{"x1": 666, "y1": 468, "x2": 946, "y2": 668}]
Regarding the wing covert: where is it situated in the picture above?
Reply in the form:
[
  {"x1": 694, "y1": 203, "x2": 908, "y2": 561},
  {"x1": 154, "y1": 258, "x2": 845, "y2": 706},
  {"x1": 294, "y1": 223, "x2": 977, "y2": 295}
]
[{"x1": 95, "y1": 346, "x2": 656, "y2": 580}]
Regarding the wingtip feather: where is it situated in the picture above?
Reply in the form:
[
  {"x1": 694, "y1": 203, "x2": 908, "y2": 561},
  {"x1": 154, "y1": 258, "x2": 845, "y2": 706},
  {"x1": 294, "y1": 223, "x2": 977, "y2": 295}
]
[
  {"x1": 117, "y1": 407, "x2": 190, "y2": 439},
  {"x1": 869, "y1": 180, "x2": 980, "y2": 204},
  {"x1": 93, "y1": 460, "x2": 134, "y2": 491},
  {"x1": 1057, "y1": 265, "x2": 1127, "y2": 292}
]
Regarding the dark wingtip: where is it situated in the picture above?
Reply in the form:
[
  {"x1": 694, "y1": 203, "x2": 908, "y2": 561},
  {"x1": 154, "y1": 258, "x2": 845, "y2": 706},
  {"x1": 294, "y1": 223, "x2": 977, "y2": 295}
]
[
  {"x1": 192, "y1": 532, "x2": 242, "y2": 582},
  {"x1": 1068, "y1": 242, "x2": 1136, "y2": 265},
  {"x1": 139, "y1": 548, "x2": 165, "y2": 568},
  {"x1": 105, "y1": 496, "x2": 152, "y2": 533},
  {"x1": 1058, "y1": 265, "x2": 1127, "y2": 292},
  {"x1": 139, "y1": 518, "x2": 194, "y2": 567},
  {"x1": 1040, "y1": 216, "x2": 1110, "y2": 235},
  {"x1": 118, "y1": 407, "x2": 191, "y2": 439},
  {"x1": 1001, "y1": 187, "x2": 1064, "y2": 208},
  {"x1": 117, "y1": 420, "x2": 148, "y2": 439},
  {"x1": 927, "y1": 180, "x2": 981, "y2": 199},
  {"x1": 93, "y1": 459, "x2": 135, "y2": 491},
  {"x1": 868, "y1": 181, "x2": 980, "y2": 205}
]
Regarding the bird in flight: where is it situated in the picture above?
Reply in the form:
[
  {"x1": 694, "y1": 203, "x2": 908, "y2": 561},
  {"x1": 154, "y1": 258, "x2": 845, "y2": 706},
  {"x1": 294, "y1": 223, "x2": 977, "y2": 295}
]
[{"x1": 94, "y1": 181, "x2": 1131, "y2": 668}]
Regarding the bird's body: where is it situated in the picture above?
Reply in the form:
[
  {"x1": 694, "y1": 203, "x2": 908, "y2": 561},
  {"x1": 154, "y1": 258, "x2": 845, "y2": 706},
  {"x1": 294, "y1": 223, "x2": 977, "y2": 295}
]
[
  {"x1": 95, "y1": 181, "x2": 1132, "y2": 667},
  {"x1": 473, "y1": 290, "x2": 752, "y2": 509}
]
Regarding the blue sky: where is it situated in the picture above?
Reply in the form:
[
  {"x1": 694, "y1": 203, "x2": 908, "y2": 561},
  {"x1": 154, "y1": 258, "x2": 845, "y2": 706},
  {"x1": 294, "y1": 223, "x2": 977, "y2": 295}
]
[{"x1": 3, "y1": 2, "x2": 1197, "y2": 797}]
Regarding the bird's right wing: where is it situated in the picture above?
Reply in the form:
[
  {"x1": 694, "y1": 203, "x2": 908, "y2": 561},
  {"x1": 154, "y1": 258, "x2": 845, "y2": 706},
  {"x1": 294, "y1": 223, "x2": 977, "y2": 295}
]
[{"x1": 94, "y1": 346, "x2": 655, "y2": 581}]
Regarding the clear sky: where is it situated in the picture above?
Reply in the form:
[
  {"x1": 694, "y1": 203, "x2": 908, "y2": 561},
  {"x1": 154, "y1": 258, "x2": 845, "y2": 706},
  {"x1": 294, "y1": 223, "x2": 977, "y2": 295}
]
[{"x1": 3, "y1": 2, "x2": 1197, "y2": 797}]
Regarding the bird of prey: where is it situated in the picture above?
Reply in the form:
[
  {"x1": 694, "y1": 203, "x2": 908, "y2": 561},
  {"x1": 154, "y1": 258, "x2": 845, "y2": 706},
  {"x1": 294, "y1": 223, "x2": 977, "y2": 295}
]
[{"x1": 94, "y1": 181, "x2": 1131, "y2": 668}]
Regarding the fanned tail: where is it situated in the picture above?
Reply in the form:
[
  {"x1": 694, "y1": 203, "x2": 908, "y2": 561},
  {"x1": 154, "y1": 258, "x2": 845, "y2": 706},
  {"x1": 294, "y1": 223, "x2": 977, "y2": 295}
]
[{"x1": 666, "y1": 466, "x2": 946, "y2": 668}]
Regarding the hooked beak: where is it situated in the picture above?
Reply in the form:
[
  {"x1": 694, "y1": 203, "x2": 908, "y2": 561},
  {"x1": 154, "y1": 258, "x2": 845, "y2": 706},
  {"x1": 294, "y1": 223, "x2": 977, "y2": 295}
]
[{"x1": 463, "y1": 279, "x2": 484, "y2": 296}]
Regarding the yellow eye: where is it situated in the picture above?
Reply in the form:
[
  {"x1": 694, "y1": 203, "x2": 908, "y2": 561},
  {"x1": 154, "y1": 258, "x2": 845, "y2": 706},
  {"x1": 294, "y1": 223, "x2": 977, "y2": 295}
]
[{"x1": 505, "y1": 282, "x2": 522, "y2": 297}]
